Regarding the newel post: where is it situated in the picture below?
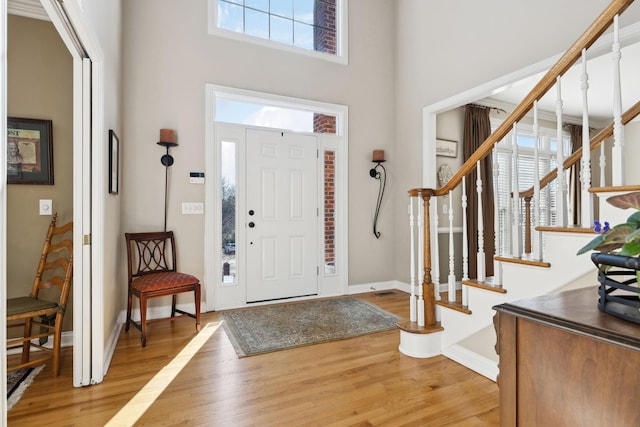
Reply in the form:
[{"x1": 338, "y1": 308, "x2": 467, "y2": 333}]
[{"x1": 420, "y1": 190, "x2": 437, "y2": 326}]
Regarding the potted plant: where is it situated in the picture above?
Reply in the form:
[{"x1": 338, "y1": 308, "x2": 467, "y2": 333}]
[{"x1": 577, "y1": 191, "x2": 640, "y2": 324}]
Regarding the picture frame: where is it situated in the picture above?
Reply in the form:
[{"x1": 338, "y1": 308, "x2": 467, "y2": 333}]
[
  {"x1": 109, "y1": 129, "x2": 120, "y2": 194},
  {"x1": 436, "y1": 138, "x2": 458, "y2": 158},
  {"x1": 7, "y1": 117, "x2": 54, "y2": 185}
]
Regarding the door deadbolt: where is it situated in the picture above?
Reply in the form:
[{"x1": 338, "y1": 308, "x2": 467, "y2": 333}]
[
  {"x1": 248, "y1": 222, "x2": 255, "y2": 228},
  {"x1": 248, "y1": 210, "x2": 255, "y2": 216}
]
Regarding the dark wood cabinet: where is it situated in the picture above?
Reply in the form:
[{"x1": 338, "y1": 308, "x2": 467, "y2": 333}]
[{"x1": 493, "y1": 286, "x2": 640, "y2": 427}]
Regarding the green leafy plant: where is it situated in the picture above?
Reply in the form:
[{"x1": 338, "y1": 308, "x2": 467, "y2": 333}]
[{"x1": 577, "y1": 191, "x2": 640, "y2": 256}]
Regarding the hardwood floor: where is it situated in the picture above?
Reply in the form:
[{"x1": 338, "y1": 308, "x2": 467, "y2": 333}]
[{"x1": 8, "y1": 291, "x2": 499, "y2": 426}]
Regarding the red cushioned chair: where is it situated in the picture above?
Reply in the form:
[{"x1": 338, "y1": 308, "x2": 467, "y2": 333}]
[{"x1": 125, "y1": 231, "x2": 201, "y2": 347}]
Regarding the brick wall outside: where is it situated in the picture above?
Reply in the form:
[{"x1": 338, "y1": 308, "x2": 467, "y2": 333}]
[
  {"x1": 324, "y1": 151, "x2": 336, "y2": 265},
  {"x1": 314, "y1": 0, "x2": 337, "y2": 55},
  {"x1": 314, "y1": 113, "x2": 337, "y2": 266}
]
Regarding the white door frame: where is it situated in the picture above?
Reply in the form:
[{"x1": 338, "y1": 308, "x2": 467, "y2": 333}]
[
  {"x1": 204, "y1": 85, "x2": 349, "y2": 311},
  {"x1": 38, "y1": 0, "x2": 106, "y2": 386},
  {"x1": 1, "y1": 2, "x2": 9, "y2": 421}
]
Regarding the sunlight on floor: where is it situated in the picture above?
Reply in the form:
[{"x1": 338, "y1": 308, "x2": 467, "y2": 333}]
[{"x1": 104, "y1": 321, "x2": 222, "y2": 427}]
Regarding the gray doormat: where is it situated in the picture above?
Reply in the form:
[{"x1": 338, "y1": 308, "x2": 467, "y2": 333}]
[{"x1": 219, "y1": 297, "x2": 399, "y2": 357}]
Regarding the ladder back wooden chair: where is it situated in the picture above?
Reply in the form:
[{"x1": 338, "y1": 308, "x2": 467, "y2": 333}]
[
  {"x1": 125, "y1": 231, "x2": 201, "y2": 346},
  {"x1": 7, "y1": 213, "x2": 73, "y2": 376}
]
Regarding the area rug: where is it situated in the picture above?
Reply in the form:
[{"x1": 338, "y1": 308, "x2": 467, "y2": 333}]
[
  {"x1": 219, "y1": 297, "x2": 399, "y2": 357},
  {"x1": 7, "y1": 365, "x2": 44, "y2": 411}
]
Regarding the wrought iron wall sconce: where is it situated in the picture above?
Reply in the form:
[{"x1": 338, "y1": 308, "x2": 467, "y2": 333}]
[
  {"x1": 158, "y1": 128, "x2": 178, "y2": 232},
  {"x1": 369, "y1": 149, "x2": 386, "y2": 239}
]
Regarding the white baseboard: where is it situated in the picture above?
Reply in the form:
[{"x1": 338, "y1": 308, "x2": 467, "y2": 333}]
[
  {"x1": 348, "y1": 280, "x2": 409, "y2": 295},
  {"x1": 442, "y1": 344, "x2": 498, "y2": 382},
  {"x1": 102, "y1": 311, "x2": 126, "y2": 376}
]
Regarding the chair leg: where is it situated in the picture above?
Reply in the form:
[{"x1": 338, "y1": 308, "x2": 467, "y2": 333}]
[
  {"x1": 139, "y1": 295, "x2": 148, "y2": 347},
  {"x1": 52, "y1": 314, "x2": 63, "y2": 376},
  {"x1": 195, "y1": 284, "x2": 201, "y2": 332},
  {"x1": 171, "y1": 294, "x2": 177, "y2": 318},
  {"x1": 125, "y1": 290, "x2": 133, "y2": 332},
  {"x1": 21, "y1": 318, "x2": 33, "y2": 364}
]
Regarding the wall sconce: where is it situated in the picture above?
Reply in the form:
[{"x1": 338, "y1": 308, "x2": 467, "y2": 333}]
[
  {"x1": 369, "y1": 150, "x2": 386, "y2": 239},
  {"x1": 157, "y1": 128, "x2": 178, "y2": 231}
]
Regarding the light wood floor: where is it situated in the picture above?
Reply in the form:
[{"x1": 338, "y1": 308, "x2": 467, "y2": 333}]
[{"x1": 8, "y1": 291, "x2": 499, "y2": 426}]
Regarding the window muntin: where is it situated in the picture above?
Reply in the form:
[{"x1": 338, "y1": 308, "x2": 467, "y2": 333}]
[{"x1": 212, "y1": 0, "x2": 343, "y2": 60}]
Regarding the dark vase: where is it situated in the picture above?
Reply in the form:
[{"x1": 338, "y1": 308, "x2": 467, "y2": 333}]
[{"x1": 591, "y1": 252, "x2": 640, "y2": 325}]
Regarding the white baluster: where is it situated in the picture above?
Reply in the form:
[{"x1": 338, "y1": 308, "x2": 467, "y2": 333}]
[
  {"x1": 462, "y1": 180, "x2": 469, "y2": 307},
  {"x1": 581, "y1": 48, "x2": 594, "y2": 227},
  {"x1": 492, "y1": 147, "x2": 501, "y2": 287},
  {"x1": 462, "y1": 179, "x2": 469, "y2": 282},
  {"x1": 433, "y1": 197, "x2": 441, "y2": 300},
  {"x1": 556, "y1": 76, "x2": 567, "y2": 226},
  {"x1": 447, "y1": 191, "x2": 456, "y2": 303},
  {"x1": 533, "y1": 101, "x2": 541, "y2": 259},
  {"x1": 511, "y1": 123, "x2": 521, "y2": 257},
  {"x1": 476, "y1": 161, "x2": 485, "y2": 281},
  {"x1": 612, "y1": 14, "x2": 624, "y2": 185},
  {"x1": 417, "y1": 197, "x2": 425, "y2": 327},
  {"x1": 408, "y1": 197, "x2": 416, "y2": 322},
  {"x1": 504, "y1": 131, "x2": 513, "y2": 256},
  {"x1": 600, "y1": 142, "x2": 606, "y2": 187}
]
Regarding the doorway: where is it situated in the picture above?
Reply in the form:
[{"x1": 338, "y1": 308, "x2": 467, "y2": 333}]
[{"x1": 205, "y1": 85, "x2": 349, "y2": 311}]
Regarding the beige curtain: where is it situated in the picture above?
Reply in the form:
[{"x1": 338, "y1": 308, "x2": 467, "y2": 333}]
[
  {"x1": 463, "y1": 105, "x2": 494, "y2": 279},
  {"x1": 567, "y1": 124, "x2": 583, "y2": 225}
]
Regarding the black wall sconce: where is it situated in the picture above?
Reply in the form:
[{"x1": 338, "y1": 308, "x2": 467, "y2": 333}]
[
  {"x1": 158, "y1": 128, "x2": 178, "y2": 232},
  {"x1": 369, "y1": 149, "x2": 386, "y2": 239}
]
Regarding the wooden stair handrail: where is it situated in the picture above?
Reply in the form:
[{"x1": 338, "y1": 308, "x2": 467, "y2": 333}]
[{"x1": 412, "y1": 0, "x2": 635, "y2": 198}]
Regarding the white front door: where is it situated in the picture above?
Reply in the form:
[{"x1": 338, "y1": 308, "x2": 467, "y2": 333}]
[{"x1": 246, "y1": 129, "x2": 318, "y2": 302}]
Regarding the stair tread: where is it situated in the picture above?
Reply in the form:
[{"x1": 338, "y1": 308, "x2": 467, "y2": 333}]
[
  {"x1": 589, "y1": 185, "x2": 640, "y2": 194},
  {"x1": 462, "y1": 277, "x2": 507, "y2": 293},
  {"x1": 396, "y1": 319, "x2": 444, "y2": 334},
  {"x1": 494, "y1": 255, "x2": 550, "y2": 268},
  {"x1": 436, "y1": 291, "x2": 472, "y2": 314},
  {"x1": 535, "y1": 225, "x2": 594, "y2": 234}
]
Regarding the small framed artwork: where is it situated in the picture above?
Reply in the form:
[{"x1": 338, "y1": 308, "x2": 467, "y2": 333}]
[
  {"x1": 109, "y1": 129, "x2": 119, "y2": 194},
  {"x1": 7, "y1": 117, "x2": 54, "y2": 184},
  {"x1": 436, "y1": 138, "x2": 458, "y2": 158}
]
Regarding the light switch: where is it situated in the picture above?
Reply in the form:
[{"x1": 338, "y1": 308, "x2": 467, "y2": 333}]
[
  {"x1": 182, "y1": 202, "x2": 204, "y2": 215},
  {"x1": 39, "y1": 199, "x2": 53, "y2": 215}
]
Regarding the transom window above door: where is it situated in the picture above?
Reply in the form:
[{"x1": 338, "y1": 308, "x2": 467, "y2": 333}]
[
  {"x1": 209, "y1": 0, "x2": 347, "y2": 63},
  {"x1": 216, "y1": 97, "x2": 337, "y2": 134}
]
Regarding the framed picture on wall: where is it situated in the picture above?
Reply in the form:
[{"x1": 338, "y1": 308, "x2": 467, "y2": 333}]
[
  {"x1": 109, "y1": 129, "x2": 120, "y2": 194},
  {"x1": 436, "y1": 138, "x2": 458, "y2": 158},
  {"x1": 7, "y1": 117, "x2": 54, "y2": 185}
]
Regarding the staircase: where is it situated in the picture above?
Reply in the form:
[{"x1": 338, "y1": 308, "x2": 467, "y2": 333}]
[{"x1": 398, "y1": 0, "x2": 640, "y2": 381}]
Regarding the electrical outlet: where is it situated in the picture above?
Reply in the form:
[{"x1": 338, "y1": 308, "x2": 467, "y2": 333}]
[
  {"x1": 182, "y1": 202, "x2": 204, "y2": 215},
  {"x1": 39, "y1": 199, "x2": 53, "y2": 215},
  {"x1": 442, "y1": 204, "x2": 448, "y2": 214}
]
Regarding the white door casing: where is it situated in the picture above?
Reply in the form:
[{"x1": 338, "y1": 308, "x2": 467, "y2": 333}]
[
  {"x1": 246, "y1": 129, "x2": 318, "y2": 302},
  {"x1": 205, "y1": 85, "x2": 349, "y2": 311}
]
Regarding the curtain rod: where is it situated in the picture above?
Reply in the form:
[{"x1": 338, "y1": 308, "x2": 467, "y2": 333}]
[{"x1": 465, "y1": 103, "x2": 507, "y2": 114}]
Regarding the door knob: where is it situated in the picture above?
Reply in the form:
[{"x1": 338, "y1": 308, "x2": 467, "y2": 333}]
[
  {"x1": 248, "y1": 210, "x2": 255, "y2": 216},
  {"x1": 248, "y1": 222, "x2": 255, "y2": 228}
]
